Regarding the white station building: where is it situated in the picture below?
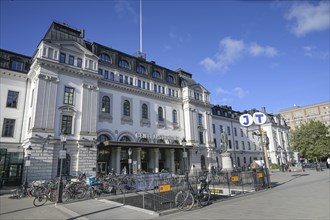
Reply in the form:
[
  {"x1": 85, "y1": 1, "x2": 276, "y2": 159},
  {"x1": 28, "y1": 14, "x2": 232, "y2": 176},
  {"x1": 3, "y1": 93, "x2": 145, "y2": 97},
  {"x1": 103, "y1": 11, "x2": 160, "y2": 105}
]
[{"x1": 0, "y1": 22, "x2": 292, "y2": 187}]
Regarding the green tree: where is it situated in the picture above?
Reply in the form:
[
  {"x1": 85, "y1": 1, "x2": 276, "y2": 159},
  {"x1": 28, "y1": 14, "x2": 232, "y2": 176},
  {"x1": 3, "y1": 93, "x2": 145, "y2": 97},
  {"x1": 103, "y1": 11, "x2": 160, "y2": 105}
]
[{"x1": 290, "y1": 120, "x2": 330, "y2": 161}]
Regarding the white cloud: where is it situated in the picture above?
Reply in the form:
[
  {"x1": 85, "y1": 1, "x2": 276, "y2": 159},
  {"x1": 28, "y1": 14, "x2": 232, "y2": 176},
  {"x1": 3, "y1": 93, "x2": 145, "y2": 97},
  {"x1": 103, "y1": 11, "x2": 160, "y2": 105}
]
[
  {"x1": 285, "y1": 1, "x2": 330, "y2": 37},
  {"x1": 233, "y1": 87, "x2": 249, "y2": 98},
  {"x1": 248, "y1": 43, "x2": 278, "y2": 57},
  {"x1": 115, "y1": 0, "x2": 138, "y2": 23},
  {"x1": 200, "y1": 37, "x2": 278, "y2": 72},
  {"x1": 302, "y1": 45, "x2": 329, "y2": 60},
  {"x1": 164, "y1": 26, "x2": 191, "y2": 50},
  {"x1": 215, "y1": 87, "x2": 249, "y2": 99}
]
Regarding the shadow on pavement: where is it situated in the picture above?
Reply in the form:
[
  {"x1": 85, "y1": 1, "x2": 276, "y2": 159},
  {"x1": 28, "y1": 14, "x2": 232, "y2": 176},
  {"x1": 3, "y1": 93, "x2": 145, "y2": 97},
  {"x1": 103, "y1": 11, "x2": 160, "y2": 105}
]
[{"x1": 271, "y1": 173, "x2": 310, "y2": 188}]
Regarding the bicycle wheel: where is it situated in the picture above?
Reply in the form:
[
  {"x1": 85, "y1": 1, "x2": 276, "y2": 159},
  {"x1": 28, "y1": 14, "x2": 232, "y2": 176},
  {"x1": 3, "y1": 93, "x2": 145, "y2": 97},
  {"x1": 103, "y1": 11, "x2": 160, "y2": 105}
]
[
  {"x1": 13, "y1": 186, "x2": 24, "y2": 199},
  {"x1": 62, "y1": 190, "x2": 71, "y2": 201},
  {"x1": 198, "y1": 188, "x2": 211, "y2": 207},
  {"x1": 175, "y1": 191, "x2": 194, "y2": 211},
  {"x1": 75, "y1": 186, "x2": 86, "y2": 199},
  {"x1": 85, "y1": 186, "x2": 95, "y2": 199},
  {"x1": 33, "y1": 196, "x2": 47, "y2": 207}
]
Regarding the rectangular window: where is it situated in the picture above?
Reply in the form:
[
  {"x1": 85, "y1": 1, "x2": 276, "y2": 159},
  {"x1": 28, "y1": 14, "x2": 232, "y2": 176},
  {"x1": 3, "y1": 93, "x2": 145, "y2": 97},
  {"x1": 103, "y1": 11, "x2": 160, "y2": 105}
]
[
  {"x1": 77, "y1": 58, "x2": 82, "y2": 67},
  {"x1": 219, "y1": 125, "x2": 223, "y2": 133},
  {"x1": 68, "y1": 55, "x2": 74, "y2": 65},
  {"x1": 2, "y1": 119, "x2": 15, "y2": 137},
  {"x1": 11, "y1": 60, "x2": 23, "y2": 71},
  {"x1": 212, "y1": 124, "x2": 215, "y2": 133},
  {"x1": 147, "y1": 83, "x2": 150, "y2": 90},
  {"x1": 199, "y1": 131, "x2": 204, "y2": 144},
  {"x1": 242, "y1": 141, "x2": 245, "y2": 150},
  {"x1": 130, "y1": 78, "x2": 133, "y2": 85},
  {"x1": 138, "y1": 80, "x2": 141, "y2": 88},
  {"x1": 89, "y1": 60, "x2": 93, "y2": 69},
  {"x1": 61, "y1": 115, "x2": 73, "y2": 135},
  {"x1": 104, "y1": 70, "x2": 109, "y2": 79},
  {"x1": 98, "y1": 68, "x2": 103, "y2": 75},
  {"x1": 48, "y1": 48, "x2": 54, "y2": 59},
  {"x1": 154, "y1": 84, "x2": 157, "y2": 92},
  {"x1": 119, "y1": 75, "x2": 123, "y2": 83},
  {"x1": 235, "y1": 140, "x2": 239, "y2": 149},
  {"x1": 248, "y1": 142, "x2": 251, "y2": 150},
  {"x1": 64, "y1": 87, "x2": 74, "y2": 105},
  {"x1": 214, "y1": 138, "x2": 217, "y2": 148},
  {"x1": 59, "y1": 53, "x2": 66, "y2": 63},
  {"x1": 125, "y1": 76, "x2": 129, "y2": 84},
  {"x1": 228, "y1": 140, "x2": 232, "y2": 149},
  {"x1": 6, "y1": 90, "x2": 19, "y2": 108},
  {"x1": 240, "y1": 128, "x2": 244, "y2": 137},
  {"x1": 142, "y1": 81, "x2": 145, "y2": 89},
  {"x1": 234, "y1": 127, "x2": 237, "y2": 136},
  {"x1": 227, "y1": 126, "x2": 231, "y2": 135},
  {"x1": 198, "y1": 114, "x2": 203, "y2": 126},
  {"x1": 110, "y1": 72, "x2": 114, "y2": 81}
]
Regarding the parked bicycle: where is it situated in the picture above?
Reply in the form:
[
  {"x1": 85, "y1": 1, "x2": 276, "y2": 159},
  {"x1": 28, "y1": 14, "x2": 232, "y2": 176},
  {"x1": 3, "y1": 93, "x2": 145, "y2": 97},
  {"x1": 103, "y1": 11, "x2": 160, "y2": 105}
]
[
  {"x1": 175, "y1": 173, "x2": 211, "y2": 211},
  {"x1": 33, "y1": 180, "x2": 57, "y2": 207}
]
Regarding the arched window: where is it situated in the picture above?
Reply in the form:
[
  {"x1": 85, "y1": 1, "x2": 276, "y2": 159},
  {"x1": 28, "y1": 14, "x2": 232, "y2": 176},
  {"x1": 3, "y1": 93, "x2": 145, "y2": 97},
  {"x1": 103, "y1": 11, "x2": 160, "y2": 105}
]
[
  {"x1": 98, "y1": 134, "x2": 110, "y2": 142},
  {"x1": 142, "y1": 104, "x2": 148, "y2": 119},
  {"x1": 120, "y1": 136, "x2": 131, "y2": 142},
  {"x1": 99, "y1": 53, "x2": 111, "y2": 63},
  {"x1": 172, "y1": 110, "x2": 177, "y2": 124},
  {"x1": 152, "y1": 70, "x2": 161, "y2": 79},
  {"x1": 137, "y1": 65, "x2": 146, "y2": 74},
  {"x1": 57, "y1": 154, "x2": 71, "y2": 176},
  {"x1": 166, "y1": 75, "x2": 174, "y2": 84},
  {"x1": 123, "y1": 100, "x2": 130, "y2": 117},
  {"x1": 158, "y1": 107, "x2": 164, "y2": 122},
  {"x1": 101, "y1": 96, "x2": 110, "y2": 113},
  {"x1": 119, "y1": 59, "x2": 130, "y2": 69}
]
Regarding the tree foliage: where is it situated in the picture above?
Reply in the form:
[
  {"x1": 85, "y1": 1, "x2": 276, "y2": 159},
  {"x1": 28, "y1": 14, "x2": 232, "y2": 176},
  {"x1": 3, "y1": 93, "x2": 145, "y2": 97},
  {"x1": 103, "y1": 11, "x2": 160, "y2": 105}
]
[{"x1": 290, "y1": 120, "x2": 330, "y2": 161}]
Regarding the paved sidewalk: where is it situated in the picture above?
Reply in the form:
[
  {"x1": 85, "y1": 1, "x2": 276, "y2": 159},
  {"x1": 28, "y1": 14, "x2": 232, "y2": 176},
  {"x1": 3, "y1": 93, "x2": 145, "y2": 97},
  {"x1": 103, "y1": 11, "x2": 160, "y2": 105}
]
[{"x1": 1, "y1": 169, "x2": 329, "y2": 220}]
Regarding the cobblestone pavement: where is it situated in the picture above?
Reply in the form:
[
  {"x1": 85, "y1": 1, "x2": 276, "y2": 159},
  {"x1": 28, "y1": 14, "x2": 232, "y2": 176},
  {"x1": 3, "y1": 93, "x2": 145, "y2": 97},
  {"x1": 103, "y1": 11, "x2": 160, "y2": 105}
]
[{"x1": 0, "y1": 169, "x2": 329, "y2": 220}]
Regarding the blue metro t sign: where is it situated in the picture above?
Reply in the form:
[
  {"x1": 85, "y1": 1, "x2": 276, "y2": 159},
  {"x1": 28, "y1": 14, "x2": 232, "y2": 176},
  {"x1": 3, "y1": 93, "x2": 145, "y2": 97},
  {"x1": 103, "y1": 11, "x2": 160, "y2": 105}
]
[{"x1": 239, "y1": 112, "x2": 267, "y2": 127}]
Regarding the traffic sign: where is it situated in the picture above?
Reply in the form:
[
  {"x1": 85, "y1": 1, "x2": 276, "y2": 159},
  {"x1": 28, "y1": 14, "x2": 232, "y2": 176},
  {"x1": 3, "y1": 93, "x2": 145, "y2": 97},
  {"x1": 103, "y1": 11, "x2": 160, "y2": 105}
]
[
  {"x1": 253, "y1": 112, "x2": 267, "y2": 125},
  {"x1": 239, "y1": 114, "x2": 253, "y2": 127}
]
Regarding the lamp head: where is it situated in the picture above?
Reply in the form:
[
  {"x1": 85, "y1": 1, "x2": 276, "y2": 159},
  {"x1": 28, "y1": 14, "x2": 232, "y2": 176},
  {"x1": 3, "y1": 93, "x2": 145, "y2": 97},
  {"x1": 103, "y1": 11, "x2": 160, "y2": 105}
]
[
  {"x1": 182, "y1": 138, "x2": 187, "y2": 147},
  {"x1": 25, "y1": 145, "x2": 32, "y2": 157},
  {"x1": 60, "y1": 133, "x2": 67, "y2": 143}
]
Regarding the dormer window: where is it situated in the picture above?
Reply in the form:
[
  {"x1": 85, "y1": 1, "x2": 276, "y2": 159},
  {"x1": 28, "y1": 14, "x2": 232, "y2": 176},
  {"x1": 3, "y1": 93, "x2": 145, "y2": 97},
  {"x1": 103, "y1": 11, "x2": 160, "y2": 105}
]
[
  {"x1": 137, "y1": 65, "x2": 146, "y2": 74},
  {"x1": 119, "y1": 59, "x2": 130, "y2": 69},
  {"x1": 99, "y1": 53, "x2": 111, "y2": 63},
  {"x1": 166, "y1": 75, "x2": 175, "y2": 84},
  {"x1": 152, "y1": 70, "x2": 161, "y2": 79},
  {"x1": 11, "y1": 60, "x2": 23, "y2": 71}
]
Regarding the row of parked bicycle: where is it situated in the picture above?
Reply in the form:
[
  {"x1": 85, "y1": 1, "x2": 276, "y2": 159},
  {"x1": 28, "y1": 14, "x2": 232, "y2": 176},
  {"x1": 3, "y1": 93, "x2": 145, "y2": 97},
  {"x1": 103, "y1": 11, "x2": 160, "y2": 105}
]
[{"x1": 9, "y1": 173, "x2": 140, "y2": 207}]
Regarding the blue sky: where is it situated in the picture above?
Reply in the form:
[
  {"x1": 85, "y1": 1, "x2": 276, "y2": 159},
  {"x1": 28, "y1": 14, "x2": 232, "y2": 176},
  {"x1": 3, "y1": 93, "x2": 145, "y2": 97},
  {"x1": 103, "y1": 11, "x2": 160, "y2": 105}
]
[{"x1": 1, "y1": 0, "x2": 329, "y2": 114}]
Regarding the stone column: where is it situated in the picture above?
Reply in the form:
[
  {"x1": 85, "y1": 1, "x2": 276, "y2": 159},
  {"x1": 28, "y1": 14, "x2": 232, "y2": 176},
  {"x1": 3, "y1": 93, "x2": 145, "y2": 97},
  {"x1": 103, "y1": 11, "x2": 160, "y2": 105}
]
[
  {"x1": 153, "y1": 148, "x2": 159, "y2": 173},
  {"x1": 170, "y1": 149, "x2": 175, "y2": 173},
  {"x1": 115, "y1": 147, "x2": 121, "y2": 174}
]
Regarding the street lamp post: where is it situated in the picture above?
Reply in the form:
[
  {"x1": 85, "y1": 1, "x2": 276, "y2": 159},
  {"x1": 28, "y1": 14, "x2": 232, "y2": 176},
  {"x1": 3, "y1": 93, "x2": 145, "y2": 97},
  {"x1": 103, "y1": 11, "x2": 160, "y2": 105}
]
[
  {"x1": 57, "y1": 133, "x2": 67, "y2": 204},
  {"x1": 24, "y1": 146, "x2": 32, "y2": 194},
  {"x1": 182, "y1": 138, "x2": 188, "y2": 181},
  {"x1": 128, "y1": 148, "x2": 132, "y2": 175}
]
